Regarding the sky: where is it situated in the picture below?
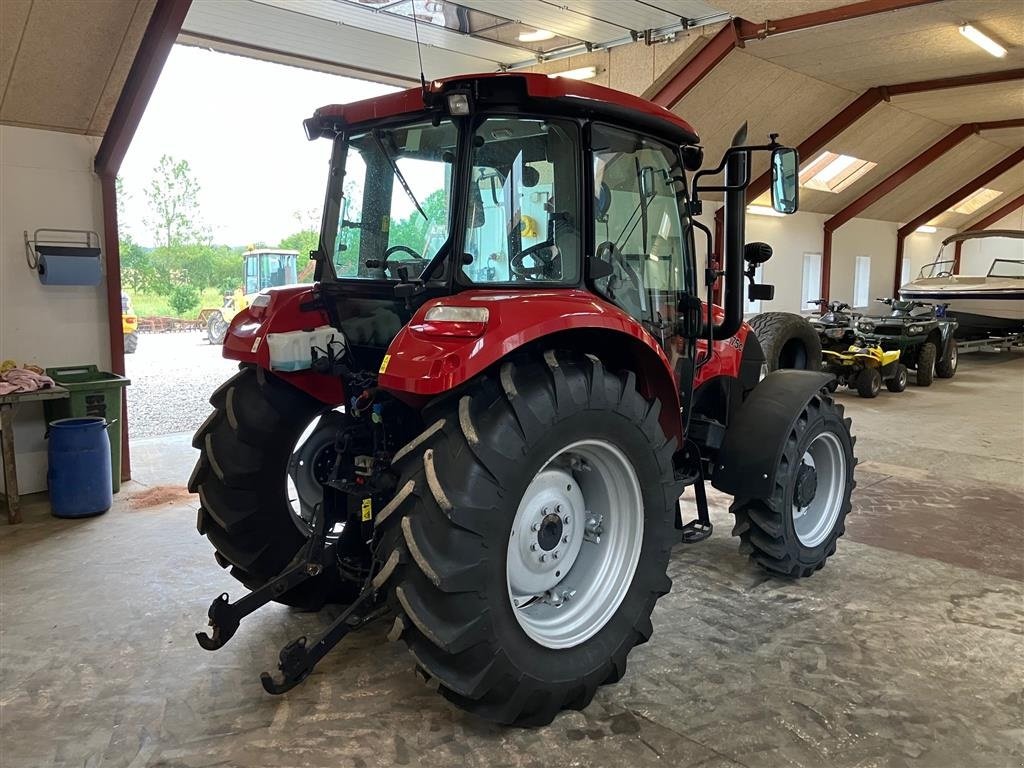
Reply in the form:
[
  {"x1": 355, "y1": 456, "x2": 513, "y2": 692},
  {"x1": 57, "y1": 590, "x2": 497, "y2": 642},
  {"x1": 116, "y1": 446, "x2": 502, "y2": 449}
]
[{"x1": 119, "y1": 45, "x2": 397, "y2": 248}]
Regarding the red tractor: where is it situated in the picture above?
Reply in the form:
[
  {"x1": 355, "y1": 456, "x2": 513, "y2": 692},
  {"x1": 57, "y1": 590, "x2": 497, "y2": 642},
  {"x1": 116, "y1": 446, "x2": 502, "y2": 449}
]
[{"x1": 190, "y1": 73, "x2": 856, "y2": 726}]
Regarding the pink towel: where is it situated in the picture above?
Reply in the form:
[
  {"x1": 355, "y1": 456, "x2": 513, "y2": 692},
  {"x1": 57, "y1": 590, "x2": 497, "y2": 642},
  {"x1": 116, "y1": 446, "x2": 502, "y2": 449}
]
[{"x1": 0, "y1": 368, "x2": 55, "y2": 396}]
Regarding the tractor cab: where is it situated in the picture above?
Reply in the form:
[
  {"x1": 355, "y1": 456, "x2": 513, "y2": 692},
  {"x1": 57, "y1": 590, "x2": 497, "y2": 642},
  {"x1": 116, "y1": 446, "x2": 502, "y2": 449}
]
[{"x1": 243, "y1": 249, "x2": 299, "y2": 295}]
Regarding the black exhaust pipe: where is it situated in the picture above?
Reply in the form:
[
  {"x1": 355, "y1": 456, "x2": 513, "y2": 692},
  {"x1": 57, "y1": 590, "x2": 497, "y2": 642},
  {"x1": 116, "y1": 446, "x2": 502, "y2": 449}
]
[{"x1": 717, "y1": 123, "x2": 748, "y2": 340}]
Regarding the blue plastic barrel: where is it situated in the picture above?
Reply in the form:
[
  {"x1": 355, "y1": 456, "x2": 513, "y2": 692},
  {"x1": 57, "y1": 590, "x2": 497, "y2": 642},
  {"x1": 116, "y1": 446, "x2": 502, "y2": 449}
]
[{"x1": 47, "y1": 417, "x2": 112, "y2": 518}]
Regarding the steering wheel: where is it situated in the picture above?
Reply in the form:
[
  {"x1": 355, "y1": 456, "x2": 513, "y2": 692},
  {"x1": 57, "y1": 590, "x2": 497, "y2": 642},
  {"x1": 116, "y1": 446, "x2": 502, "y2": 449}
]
[
  {"x1": 596, "y1": 241, "x2": 644, "y2": 311},
  {"x1": 510, "y1": 241, "x2": 562, "y2": 280},
  {"x1": 381, "y1": 244, "x2": 427, "y2": 279},
  {"x1": 935, "y1": 270, "x2": 953, "y2": 278}
]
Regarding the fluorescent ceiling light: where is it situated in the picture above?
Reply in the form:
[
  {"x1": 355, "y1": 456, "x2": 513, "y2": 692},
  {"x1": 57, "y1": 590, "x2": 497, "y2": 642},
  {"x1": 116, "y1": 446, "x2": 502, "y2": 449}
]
[
  {"x1": 552, "y1": 66, "x2": 597, "y2": 81},
  {"x1": 799, "y1": 151, "x2": 877, "y2": 193},
  {"x1": 959, "y1": 24, "x2": 1007, "y2": 58},
  {"x1": 519, "y1": 28, "x2": 555, "y2": 42},
  {"x1": 916, "y1": 225, "x2": 938, "y2": 233},
  {"x1": 949, "y1": 187, "x2": 1003, "y2": 214},
  {"x1": 747, "y1": 205, "x2": 785, "y2": 217}
]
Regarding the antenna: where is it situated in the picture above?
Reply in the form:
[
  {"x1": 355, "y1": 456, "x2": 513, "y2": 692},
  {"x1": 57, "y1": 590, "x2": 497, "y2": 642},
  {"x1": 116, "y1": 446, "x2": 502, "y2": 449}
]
[{"x1": 411, "y1": 3, "x2": 427, "y2": 97}]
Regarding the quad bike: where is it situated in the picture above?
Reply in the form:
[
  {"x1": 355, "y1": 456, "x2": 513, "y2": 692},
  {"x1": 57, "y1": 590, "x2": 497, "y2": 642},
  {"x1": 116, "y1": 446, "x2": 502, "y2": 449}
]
[
  {"x1": 806, "y1": 299, "x2": 859, "y2": 351},
  {"x1": 189, "y1": 73, "x2": 857, "y2": 726},
  {"x1": 856, "y1": 298, "x2": 958, "y2": 386},
  {"x1": 822, "y1": 343, "x2": 907, "y2": 398}
]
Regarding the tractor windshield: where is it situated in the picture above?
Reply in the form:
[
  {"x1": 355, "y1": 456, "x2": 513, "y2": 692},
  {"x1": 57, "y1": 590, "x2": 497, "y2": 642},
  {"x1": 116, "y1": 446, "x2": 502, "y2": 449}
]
[{"x1": 322, "y1": 119, "x2": 456, "y2": 281}]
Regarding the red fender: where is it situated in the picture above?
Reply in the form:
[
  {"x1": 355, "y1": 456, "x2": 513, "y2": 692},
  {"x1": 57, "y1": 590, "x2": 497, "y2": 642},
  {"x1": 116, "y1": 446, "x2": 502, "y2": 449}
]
[
  {"x1": 693, "y1": 305, "x2": 752, "y2": 389},
  {"x1": 222, "y1": 285, "x2": 345, "y2": 405}
]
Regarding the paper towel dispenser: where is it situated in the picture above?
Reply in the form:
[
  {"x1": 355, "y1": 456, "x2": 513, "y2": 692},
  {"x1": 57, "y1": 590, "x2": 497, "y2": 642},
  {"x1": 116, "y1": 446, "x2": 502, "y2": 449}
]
[{"x1": 24, "y1": 229, "x2": 103, "y2": 286}]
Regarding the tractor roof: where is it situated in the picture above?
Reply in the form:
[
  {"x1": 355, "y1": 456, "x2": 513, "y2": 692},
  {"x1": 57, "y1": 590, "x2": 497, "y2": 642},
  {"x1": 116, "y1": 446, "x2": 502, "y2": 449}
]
[{"x1": 307, "y1": 72, "x2": 699, "y2": 147}]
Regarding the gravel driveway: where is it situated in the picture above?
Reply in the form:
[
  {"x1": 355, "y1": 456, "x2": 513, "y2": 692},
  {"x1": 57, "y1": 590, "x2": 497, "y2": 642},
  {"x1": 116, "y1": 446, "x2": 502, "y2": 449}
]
[{"x1": 125, "y1": 331, "x2": 237, "y2": 440}]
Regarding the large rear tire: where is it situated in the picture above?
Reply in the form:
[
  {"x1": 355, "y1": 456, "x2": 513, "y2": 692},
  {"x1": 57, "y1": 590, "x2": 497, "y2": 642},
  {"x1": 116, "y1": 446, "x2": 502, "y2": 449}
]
[
  {"x1": 730, "y1": 391, "x2": 855, "y2": 577},
  {"x1": 374, "y1": 352, "x2": 680, "y2": 726},
  {"x1": 749, "y1": 312, "x2": 823, "y2": 372},
  {"x1": 189, "y1": 367, "x2": 350, "y2": 608}
]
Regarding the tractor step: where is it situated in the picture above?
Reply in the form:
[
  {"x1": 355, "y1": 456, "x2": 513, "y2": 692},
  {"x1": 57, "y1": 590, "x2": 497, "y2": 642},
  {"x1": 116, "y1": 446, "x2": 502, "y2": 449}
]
[{"x1": 680, "y1": 519, "x2": 713, "y2": 543}]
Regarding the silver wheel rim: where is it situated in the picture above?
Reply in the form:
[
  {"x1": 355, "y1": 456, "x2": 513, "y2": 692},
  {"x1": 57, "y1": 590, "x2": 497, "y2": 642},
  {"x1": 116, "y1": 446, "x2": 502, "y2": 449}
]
[
  {"x1": 287, "y1": 414, "x2": 344, "y2": 537},
  {"x1": 793, "y1": 431, "x2": 846, "y2": 548},
  {"x1": 949, "y1": 344, "x2": 957, "y2": 369},
  {"x1": 506, "y1": 439, "x2": 643, "y2": 649}
]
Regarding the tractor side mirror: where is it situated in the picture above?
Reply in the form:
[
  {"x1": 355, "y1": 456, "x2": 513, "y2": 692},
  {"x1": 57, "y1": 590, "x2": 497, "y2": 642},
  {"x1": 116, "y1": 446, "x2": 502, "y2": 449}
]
[
  {"x1": 770, "y1": 147, "x2": 799, "y2": 214},
  {"x1": 639, "y1": 166, "x2": 657, "y2": 199},
  {"x1": 681, "y1": 145, "x2": 703, "y2": 172},
  {"x1": 749, "y1": 283, "x2": 774, "y2": 301}
]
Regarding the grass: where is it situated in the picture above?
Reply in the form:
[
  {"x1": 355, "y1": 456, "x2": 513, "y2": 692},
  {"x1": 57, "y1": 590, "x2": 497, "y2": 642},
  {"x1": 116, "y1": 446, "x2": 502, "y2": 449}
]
[{"x1": 126, "y1": 287, "x2": 226, "y2": 319}]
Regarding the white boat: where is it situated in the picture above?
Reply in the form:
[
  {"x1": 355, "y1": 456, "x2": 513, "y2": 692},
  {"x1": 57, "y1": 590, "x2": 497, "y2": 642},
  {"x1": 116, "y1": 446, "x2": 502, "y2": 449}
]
[{"x1": 900, "y1": 230, "x2": 1024, "y2": 338}]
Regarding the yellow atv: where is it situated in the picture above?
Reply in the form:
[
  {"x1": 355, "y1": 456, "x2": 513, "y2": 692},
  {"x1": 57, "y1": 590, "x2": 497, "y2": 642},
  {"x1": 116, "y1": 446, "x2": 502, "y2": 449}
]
[
  {"x1": 822, "y1": 343, "x2": 908, "y2": 398},
  {"x1": 121, "y1": 291, "x2": 139, "y2": 354}
]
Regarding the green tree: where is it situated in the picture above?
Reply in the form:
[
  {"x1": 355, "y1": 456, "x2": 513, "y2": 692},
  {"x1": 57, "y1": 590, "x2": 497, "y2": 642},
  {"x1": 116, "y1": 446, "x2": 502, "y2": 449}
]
[
  {"x1": 144, "y1": 155, "x2": 206, "y2": 247},
  {"x1": 168, "y1": 284, "x2": 200, "y2": 316}
]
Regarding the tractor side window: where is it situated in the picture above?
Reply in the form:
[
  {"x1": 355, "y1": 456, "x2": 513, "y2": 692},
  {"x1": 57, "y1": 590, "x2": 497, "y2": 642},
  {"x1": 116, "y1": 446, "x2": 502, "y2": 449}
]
[
  {"x1": 331, "y1": 120, "x2": 456, "y2": 280},
  {"x1": 460, "y1": 118, "x2": 581, "y2": 285},
  {"x1": 245, "y1": 254, "x2": 259, "y2": 295},
  {"x1": 590, "y1": 125, "x2": 691, "y2": 330}
]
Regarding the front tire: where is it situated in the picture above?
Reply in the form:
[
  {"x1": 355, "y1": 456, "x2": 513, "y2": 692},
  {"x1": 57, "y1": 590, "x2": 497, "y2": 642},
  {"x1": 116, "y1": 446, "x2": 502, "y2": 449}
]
[
  {"x1": 374, "y1": 352, "x2": 680, "y2": 726},
  {"x1": 207, "y1": 311, "x2": 229, "y2": 345},
  {"x1": 915, "y1": 342, "x2": 936, "y2": 386},
  {"x1": 730, "y1": 390, "x2": 855, "y2": 577},
  {"x1": 124, "y1": 332, "x2": 138, "y2": 354},
  {"x1": 189, "y1": 367, "x2": 348, "y2": 608},
  {"x1": 855, "y1": 367, "x2": 881, "y2": 398}
]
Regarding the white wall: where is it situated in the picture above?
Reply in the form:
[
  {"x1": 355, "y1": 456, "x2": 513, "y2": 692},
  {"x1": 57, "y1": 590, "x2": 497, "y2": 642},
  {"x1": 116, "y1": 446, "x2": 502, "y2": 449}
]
[{"x1": 0, "y1": 125, "x2": 110, "y2": 494}]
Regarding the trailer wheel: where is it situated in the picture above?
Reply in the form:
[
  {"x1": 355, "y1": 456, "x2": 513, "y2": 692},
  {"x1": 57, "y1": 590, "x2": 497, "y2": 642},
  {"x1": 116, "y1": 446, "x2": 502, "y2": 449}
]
[
  {"x1": 935, "y1": 338, "x2": 957, "y2": 379},
  {"x1": 730, "y1": 391, "x2": 855, "y2": 577},
  {"x1": 124, "y1": 332, "x2": 138, "y2": 354},
  {"x1": 189, "y1": 367, "x2": 350, "y2": 608},
  {"x1": 749, "y1": 312, "x2": 822, "y2": 372},
  {"x1": 374, "y1": 352, "x2": 680, "y2": 726},
  {"x1": 855, "y1": 367, "x2": 881, "y2": 398},
  {"x1": 915, "y1": 342, "x2": 936, "y2": 386}
]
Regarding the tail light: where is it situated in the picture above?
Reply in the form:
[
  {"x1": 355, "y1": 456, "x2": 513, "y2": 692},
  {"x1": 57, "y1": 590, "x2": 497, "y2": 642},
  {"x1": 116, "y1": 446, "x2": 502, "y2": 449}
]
[{"x1": 416, "y1": 306, "x2": 489, "y2": 338}]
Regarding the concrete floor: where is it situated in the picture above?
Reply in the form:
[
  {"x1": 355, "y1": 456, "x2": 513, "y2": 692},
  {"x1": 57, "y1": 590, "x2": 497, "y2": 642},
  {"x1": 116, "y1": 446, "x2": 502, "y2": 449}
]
[{"x1": 2, "y1": 353, "x2": 1022, "y2": 768}]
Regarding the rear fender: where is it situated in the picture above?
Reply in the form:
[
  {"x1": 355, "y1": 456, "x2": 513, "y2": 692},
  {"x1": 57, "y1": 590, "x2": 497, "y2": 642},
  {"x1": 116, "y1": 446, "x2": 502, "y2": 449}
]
[
  {"x1": 222, "y1": 285, "x2": 344, "y2": 406},
  {"x1": 377, "y1": 290, "x2": 683, "y2": 443},
  {"x1": 711, "y1": 370, "x2": 834, "y2": 499}
]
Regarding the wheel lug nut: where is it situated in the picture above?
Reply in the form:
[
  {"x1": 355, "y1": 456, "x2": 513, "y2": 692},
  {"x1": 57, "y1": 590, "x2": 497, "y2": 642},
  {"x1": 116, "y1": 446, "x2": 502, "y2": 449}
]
[
  {"x1": 529, "y1": 543, "x2": 537, "y2": 551},
  {"x1": 539, "y1": 554, "x2": 548, "y2": 563},
  {"x1": 562, "y1": 535, "x2": 569, "y2": 543},
  {"x1": 552, "y1": 551, "x2": 559, "y2": 559},
  {"x1": 531, "y1": 523, "x2": 541, "y2": 532},
  {"x1": 563, "y1": 516, "x2": 570, "y2": 525}
]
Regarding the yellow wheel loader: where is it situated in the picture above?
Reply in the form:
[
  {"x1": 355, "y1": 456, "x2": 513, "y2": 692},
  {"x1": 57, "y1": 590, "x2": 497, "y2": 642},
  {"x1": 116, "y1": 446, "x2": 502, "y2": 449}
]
[{"x1": 202, "y1": 249, "x2": 300, "y2": 344}]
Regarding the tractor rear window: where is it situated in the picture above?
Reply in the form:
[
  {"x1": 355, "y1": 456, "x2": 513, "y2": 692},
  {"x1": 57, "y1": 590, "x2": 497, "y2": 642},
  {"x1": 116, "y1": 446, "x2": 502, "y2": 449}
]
[
  {"x1": 459, "y1": 118, "x2": 581, "y2": 285},
  {"x1": 329, "y1": 120, "x2": 456, "y2": 281}
]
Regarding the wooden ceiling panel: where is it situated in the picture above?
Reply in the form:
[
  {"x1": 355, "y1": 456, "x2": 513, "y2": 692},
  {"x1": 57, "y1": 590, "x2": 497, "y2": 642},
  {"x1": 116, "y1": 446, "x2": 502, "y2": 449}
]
[
  {"x1": 859, "y1": 136, "x2": 1011, "y2": 221},
  {"x1": 0, "y1": 0, "x2": 32, "y2": 104},
  {"x1": 742, "y1": 1, "x2": 1024, "y2": 91},
  {"x1": 795, "y1": 102, "x2": 952, "y2": 215},
  {"x1": 928, "y1": 163, "x2": 1024, "y2": 228},
  {"x1": 674, "y1": 49, "x2": 854, "y2": 186},
  {"x1": 891, "y1": 82, "x2": 1024, "y2": 126},
  {"x1": 89, "y1": 0, "x2": 157, "y2": 135},
  {"x1": 983, "y1": 126, "x2": 1024, "y2": 148},
  {"x1": 0, "y1": 0, "x2": 147, "y2": 134}
]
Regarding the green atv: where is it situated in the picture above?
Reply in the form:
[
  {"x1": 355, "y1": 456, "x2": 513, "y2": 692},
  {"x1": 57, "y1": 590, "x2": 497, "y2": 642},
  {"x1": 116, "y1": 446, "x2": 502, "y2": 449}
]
[{"x1": 855, "y1": 298, "x2": 958, "y2": 386}]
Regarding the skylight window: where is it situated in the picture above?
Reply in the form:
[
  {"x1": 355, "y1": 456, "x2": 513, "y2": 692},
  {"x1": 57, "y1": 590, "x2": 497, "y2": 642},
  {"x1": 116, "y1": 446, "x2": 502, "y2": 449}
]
[
  {"x1": 949, "y1": 187, "x2": 1003, "y2": 215},
  {"x1": 799, "y1": 151, "x2": 877, "y2": 193}
]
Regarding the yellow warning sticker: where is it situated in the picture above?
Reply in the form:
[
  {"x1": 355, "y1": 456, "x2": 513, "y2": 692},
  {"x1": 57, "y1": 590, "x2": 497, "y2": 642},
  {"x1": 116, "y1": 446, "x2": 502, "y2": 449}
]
[
  {"x1": 361, "y1": 498, "x2": 373, "y2": 522},
  {"x1": 379, "y1": 354, "x2": 391, "y2": 374}
]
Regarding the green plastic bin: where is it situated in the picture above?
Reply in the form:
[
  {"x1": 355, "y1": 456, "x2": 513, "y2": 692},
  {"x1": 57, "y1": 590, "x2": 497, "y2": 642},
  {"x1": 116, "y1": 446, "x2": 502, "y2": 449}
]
[{"x1": 43, "y1": 365, "x2": 130, "y2": 493}]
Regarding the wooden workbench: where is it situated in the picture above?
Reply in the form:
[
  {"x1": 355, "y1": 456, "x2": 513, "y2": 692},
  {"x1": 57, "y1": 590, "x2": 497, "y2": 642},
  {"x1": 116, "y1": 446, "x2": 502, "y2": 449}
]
[{"x1": 0, "y1": 386, "x2": 69, "y2": 524}]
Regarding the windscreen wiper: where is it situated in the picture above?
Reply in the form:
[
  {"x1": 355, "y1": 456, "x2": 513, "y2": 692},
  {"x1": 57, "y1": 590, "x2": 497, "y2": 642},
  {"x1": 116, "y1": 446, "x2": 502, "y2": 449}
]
[{"x1": 372, "y1": 132, "x2": 427, "y2": 222}]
